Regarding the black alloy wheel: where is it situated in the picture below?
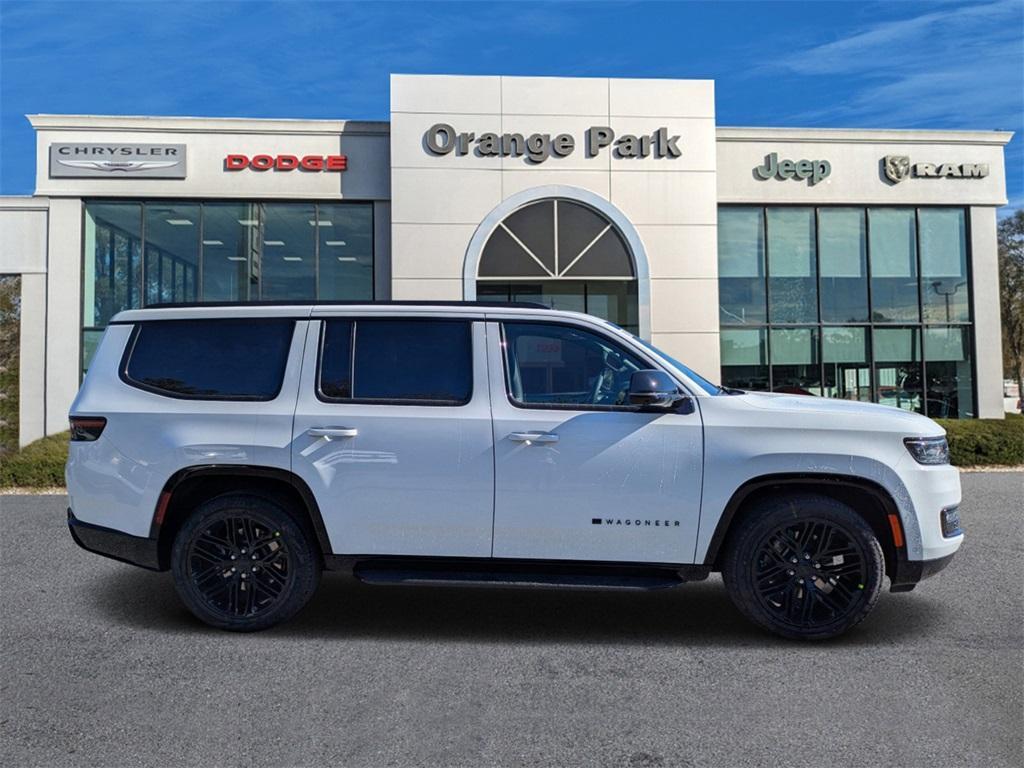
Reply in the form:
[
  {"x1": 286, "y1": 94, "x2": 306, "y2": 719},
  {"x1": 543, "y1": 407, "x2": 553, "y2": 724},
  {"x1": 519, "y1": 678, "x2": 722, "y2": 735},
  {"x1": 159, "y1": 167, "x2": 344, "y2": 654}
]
[
  {"x1": 186, "y1": 515, "x2": 293, "y2": 618},
  {"x1": 752, "y1": 518, "x2": 869, "y2": 628},
  {"x1": 723, "y1": 494, "x2": 885, "y2": 640},
  {"x1": 171, "y1": 494, "x2": 321, "y2": 631}
]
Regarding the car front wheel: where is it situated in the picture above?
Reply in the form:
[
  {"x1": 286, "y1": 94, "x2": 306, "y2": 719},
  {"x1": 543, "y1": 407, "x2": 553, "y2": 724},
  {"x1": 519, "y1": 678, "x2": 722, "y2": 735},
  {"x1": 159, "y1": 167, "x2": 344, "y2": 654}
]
[
  {"x1": 722, "y1": 494, "x2": 885, "y2": 640},
  {"x1": 170, "y1": 493, "x2": 321, "y2": 631}
]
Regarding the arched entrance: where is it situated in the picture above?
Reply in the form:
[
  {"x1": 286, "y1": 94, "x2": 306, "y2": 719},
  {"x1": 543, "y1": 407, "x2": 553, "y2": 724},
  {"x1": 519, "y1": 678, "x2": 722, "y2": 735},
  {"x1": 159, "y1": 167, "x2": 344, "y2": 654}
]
[{"x1": 463, "y1": 186, "x2": 650, "y2": 338}]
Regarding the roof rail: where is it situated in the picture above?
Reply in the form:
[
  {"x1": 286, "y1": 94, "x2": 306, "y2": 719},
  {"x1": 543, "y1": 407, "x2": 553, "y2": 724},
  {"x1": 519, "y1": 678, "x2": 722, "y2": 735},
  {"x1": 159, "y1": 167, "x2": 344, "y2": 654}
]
[{"x1": 144, "y1": 300, "x2": 551, "y2": 310}]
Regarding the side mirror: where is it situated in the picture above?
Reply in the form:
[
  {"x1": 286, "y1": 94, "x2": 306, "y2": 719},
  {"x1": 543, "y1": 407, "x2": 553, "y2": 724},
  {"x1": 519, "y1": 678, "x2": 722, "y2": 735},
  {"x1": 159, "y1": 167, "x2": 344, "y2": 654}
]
[{"x1": 627, "y1": 370, "x2": 686, "y2": 409}]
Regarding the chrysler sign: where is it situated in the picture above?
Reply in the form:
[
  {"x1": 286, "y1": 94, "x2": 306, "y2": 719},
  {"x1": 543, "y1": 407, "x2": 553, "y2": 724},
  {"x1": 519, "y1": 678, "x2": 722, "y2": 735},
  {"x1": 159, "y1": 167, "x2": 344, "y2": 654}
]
[{"x1": 49, "y1": 143, "x2": 186, "y2": 178}]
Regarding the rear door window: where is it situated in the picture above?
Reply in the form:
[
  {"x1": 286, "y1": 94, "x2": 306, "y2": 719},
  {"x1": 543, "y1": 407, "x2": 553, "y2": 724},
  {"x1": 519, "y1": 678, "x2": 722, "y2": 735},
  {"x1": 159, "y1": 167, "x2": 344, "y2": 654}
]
[
  {"x1": 319, "y1": 319, "x2": 472, "y2": 405},
  {"x1": 123, "y1": 318, "x2": 294, "y2": 400}
]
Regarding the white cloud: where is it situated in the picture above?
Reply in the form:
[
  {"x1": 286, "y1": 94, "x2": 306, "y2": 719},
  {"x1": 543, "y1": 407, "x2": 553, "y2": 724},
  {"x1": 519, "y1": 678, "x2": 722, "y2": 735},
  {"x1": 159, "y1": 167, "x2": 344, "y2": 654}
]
[
  {"x1": 772, "y1": 0, "x2": 1023, "y2": 130},
  {"x1": 766, "y1": 0, "x2": 1023, "y2": 213}
]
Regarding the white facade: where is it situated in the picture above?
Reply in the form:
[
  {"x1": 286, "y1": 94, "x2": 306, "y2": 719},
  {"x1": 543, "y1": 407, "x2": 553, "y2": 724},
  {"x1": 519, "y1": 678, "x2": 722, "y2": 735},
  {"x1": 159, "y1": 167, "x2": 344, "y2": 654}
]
[{"x1": 0, "y1": 74, "x2": 1013, "y2": 446}]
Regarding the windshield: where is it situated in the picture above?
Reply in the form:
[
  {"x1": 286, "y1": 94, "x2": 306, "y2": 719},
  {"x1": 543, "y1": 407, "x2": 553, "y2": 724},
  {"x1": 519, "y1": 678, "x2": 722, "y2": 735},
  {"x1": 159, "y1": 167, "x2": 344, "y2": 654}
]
[{"x1": 632, "y1": 336, "x2": 723, "y2": 396}]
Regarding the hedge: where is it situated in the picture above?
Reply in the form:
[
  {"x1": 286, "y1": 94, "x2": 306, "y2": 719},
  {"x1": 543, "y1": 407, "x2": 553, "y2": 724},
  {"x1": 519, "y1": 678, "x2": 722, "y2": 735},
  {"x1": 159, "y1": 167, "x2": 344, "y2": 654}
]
[
  {"x1": 0, "y1": 416, "x2": 1022, "y2": 488},
  {"x1": 936, "y1": 412, "x2": 1024, "y2": 467},
  {"x1": 0, "y1": 432, "x2": 69, "y2": 488}
]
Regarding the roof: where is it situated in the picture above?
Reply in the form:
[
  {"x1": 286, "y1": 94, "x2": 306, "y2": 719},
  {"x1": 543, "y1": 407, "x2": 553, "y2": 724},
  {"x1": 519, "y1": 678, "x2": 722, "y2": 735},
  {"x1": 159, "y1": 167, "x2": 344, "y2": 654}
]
[{"x1": 716, "y1": 126, "x2": 1014, "y2": 145}]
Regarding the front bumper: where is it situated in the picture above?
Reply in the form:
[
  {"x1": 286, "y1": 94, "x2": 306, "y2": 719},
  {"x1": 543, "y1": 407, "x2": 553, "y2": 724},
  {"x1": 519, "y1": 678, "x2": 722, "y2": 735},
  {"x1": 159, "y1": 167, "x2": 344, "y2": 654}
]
[
  {"x1": 889, "y1": 550, "x2": 958, "y2": 592},
  {"x1": 67, "y1": 509, "x2": 162, "y2": 571}
]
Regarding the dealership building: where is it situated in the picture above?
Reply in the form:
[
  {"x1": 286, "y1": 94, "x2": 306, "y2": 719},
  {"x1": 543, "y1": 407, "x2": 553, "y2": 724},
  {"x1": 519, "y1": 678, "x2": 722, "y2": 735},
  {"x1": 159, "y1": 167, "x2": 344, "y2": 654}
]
[{"x1": 0, "y1": 74, "x2": 1013, "y2": 446}]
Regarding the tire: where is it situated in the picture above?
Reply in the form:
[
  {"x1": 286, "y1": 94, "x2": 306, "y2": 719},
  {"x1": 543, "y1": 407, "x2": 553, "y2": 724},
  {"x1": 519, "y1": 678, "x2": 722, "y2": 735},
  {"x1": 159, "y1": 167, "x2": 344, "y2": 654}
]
[
  {"x1": 170, "y1": 493, "x2": 321, "y2": 632},
  {"x1": 722, "y1": 493, "x2": 884, "y2": 641}
]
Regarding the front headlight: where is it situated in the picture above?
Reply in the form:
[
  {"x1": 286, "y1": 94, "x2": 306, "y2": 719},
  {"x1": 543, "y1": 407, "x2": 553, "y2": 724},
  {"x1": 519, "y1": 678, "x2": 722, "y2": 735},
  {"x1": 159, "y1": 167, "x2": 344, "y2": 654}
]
[{"x1": 904, "y1": 436, "x2": 950, "y2": 465}]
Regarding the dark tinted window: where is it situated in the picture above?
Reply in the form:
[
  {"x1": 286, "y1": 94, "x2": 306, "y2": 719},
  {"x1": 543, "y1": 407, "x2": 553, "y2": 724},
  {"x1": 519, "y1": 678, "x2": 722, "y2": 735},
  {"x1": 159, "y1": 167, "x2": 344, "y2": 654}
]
[
  {"x1": 319, "y1": 319, "x2": 472, "y2": 405},
  {"x1": 502, "y1": 322, "x2": 647, "y2": 408},
  {"x1": 124, "y1": 319, "x2": 294, "y2": 399},
  {"x1": 319, "y1": 320, "x2": 353, "y2": 399}
]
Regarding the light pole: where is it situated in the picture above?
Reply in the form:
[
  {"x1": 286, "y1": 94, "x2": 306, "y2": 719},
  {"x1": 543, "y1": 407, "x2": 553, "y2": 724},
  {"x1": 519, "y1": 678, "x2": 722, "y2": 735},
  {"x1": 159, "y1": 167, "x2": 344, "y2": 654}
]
[{"x1": 931, "y1": 280, "x2": 967, "y2": 322}]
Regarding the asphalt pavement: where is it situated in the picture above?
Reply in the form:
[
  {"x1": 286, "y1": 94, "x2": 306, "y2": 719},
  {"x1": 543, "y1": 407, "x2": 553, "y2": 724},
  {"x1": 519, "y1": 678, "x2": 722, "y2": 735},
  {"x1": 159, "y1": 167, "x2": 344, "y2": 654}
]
[{"x1": 1, "y1": 472, "x2": 1021, "y2": 768}]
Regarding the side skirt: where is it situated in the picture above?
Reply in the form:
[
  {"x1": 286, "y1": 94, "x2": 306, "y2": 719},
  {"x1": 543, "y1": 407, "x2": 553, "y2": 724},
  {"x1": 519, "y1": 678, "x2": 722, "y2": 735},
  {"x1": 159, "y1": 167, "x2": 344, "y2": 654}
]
[{"x1": 324, "y1": 555, "x2": 711, "y2": 591}]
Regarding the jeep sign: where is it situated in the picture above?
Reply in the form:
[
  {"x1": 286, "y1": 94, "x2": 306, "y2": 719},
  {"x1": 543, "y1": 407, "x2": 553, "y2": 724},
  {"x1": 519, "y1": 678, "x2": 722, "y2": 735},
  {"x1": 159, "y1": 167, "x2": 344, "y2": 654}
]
[{"x1": 754, "y1": 153, "x2": 831, "y2": 186}]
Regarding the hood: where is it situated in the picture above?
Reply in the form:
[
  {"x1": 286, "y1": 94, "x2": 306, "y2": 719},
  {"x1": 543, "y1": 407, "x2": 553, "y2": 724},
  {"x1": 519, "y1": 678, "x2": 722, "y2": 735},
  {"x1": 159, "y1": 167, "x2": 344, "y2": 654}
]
[{"x1": 735, "y1": 391, "x2": 944, "y2": 434}]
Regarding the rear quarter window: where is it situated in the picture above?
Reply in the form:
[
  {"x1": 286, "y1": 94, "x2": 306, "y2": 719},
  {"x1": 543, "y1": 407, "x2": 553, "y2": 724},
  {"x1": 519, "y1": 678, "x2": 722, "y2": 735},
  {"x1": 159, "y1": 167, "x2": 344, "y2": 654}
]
[{"x1": 122, "y1": 318, "x2": 294, "y2": 400}]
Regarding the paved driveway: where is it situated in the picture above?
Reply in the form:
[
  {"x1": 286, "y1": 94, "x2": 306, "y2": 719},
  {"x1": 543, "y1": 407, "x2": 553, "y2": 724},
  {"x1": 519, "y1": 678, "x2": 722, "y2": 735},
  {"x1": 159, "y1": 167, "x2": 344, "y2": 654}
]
[{"x1": 1, "y1": 472, "x2": 1021, "y2": 767}]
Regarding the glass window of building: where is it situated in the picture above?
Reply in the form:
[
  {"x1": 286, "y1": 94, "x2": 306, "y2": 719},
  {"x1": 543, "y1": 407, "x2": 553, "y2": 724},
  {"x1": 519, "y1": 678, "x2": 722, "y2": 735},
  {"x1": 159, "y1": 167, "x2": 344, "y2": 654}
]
[
  {"x1": 717, "y1": 205, "x2": 974, "y2": 417},
  {"x1": 868, "y1": 208, "x2": 919, "y2": 323},
  {"x1": 874, "y1": 327, "x2": 922, "y2": 413},
  {"x1": 144, "y1": 203, "x2": 200, "y2": 305},
  {"x1": 819, "y1": 208, "x2": 868, "y2": 323},
  {"x1": 720, "y1": 328, "x2": 768, "y2": 391},
  {"x1": 823, "y1": 326, "x2": 871, "y2": 401},
  {"x1": 476, "y1": 198, "x2": 638, "y2": 333},
  {"x1": 767, "y1": 207, "x2": 816, "y2": 323},
  {"x1": 261, "y1": 203, "x2": 316, "y2": 300},
  {"x1": 770, "y1": 327, "x2": 821, "y2": 395},
  {"x1": 924, "y1": 326, "x2": 975, "y2": 418},
  {"x1": 919, "y1": 208, "x2": 969, "y2": 323},
  {"x1": 84, "y1": 202, "x2": 142, "y2": 329},
  {"x1": 83, "y1": 202, "x2": 143, "y2": 370},
  {"x1": 318, "y1": 204, "x2": 374, "y2": 300},
  {"x1": 202, "y1": 203, "x2": 259, "y2": 301},
  {"x1": 82, "y1": 200, "x2": 374, "y2": 374},
  {"x1": 718, "y1": 207, "x2": 766, "y2": 325},
  {"x1": 478, "y1": 281, "x2": 639, "y2": 334}
]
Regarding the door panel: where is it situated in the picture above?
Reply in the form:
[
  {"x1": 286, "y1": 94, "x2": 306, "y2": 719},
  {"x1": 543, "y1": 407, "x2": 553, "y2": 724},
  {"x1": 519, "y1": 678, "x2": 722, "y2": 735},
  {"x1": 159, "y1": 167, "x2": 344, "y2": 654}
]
[
  {"x1": 487, "y1": 320, "x2": 703, "y2": 564},
  {"x1": 291, "y1": 318, "x2": 494, "y2": 557}
]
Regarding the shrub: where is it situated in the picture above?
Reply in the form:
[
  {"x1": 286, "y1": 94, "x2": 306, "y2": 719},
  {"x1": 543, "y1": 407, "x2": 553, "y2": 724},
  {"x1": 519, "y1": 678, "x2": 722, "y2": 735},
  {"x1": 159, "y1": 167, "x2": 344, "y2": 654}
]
[
  {"x1": 936, "y1": 413, "x2": 1024, "y2": 467},
  {"x1": 0, "y1": 431, "x2": 68, "y2": 487}
]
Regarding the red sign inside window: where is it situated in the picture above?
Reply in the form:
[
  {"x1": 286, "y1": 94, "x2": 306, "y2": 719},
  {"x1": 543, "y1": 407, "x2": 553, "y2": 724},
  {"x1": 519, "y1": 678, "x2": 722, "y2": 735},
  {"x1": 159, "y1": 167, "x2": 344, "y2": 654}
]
[{"x1": 224, "y1": 154, "x2": 347, "y2": 172}]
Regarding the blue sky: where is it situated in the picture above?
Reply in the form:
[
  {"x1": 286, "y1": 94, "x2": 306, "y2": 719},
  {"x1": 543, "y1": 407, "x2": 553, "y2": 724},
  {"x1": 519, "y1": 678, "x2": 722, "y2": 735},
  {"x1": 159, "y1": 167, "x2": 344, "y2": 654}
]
[{"x1": 1, "y1": 0, "x2": 1021, "y2": 212}]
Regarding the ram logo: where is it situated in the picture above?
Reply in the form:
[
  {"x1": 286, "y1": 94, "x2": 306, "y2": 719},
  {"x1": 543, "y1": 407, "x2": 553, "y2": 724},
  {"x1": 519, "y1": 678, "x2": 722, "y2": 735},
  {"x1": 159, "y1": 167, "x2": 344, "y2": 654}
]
[{"x1": 884, "y1": 155, "x2": 911, "y2": 184}]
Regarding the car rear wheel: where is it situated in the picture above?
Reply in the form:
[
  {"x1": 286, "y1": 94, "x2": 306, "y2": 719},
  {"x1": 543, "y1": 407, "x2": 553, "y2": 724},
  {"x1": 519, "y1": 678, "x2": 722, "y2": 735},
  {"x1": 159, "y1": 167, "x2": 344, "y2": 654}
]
[
  {"x1": 170, "y1": 493, "x2": 321, "y2": 631},
  {"x1": 722, "y1": 494, "x2": 884, "y2": 640}
]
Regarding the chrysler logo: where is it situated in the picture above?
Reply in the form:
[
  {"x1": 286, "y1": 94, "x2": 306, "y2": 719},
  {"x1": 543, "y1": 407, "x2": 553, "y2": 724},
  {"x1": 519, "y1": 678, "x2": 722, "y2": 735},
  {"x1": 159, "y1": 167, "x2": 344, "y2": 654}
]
[
  {"x1": 56, "y1": 159, "x2": 180, "y2": 173},
  {"x1": 49, "y1": 143, "x2": 187, "y2": 179}
]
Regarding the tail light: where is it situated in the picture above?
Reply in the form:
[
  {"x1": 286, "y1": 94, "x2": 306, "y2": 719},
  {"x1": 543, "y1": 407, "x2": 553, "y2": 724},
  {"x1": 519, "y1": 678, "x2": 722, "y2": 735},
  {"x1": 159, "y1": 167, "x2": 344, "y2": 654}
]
[{"x1": 69, "y1": 416, "x2": 107, "y2": 441}]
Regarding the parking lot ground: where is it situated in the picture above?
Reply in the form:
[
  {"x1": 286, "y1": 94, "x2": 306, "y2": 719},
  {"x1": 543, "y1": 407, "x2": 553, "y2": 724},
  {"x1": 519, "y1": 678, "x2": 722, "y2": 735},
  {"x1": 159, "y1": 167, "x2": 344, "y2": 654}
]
[{"x1": 1, "y1": 471, "x2": 1022, "y2": 768}]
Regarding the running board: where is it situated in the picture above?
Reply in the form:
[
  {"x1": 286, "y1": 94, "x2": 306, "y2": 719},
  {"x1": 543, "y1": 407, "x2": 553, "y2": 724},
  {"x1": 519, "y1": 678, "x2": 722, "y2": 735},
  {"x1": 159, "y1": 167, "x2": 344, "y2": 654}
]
[{"x1": 351, "y1": 560, "x2": 709, "y2": 591}]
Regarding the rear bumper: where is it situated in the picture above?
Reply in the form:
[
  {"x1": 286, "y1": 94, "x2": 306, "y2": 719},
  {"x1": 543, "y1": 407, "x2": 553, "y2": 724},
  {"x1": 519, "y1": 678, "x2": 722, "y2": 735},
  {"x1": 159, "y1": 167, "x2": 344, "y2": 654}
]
[
  {"x1": 889, "y1": 550, "x2": 957, "y2": 593},
  {"x1": 67, "y1": 509, "x2": 162, "y2": 571}
]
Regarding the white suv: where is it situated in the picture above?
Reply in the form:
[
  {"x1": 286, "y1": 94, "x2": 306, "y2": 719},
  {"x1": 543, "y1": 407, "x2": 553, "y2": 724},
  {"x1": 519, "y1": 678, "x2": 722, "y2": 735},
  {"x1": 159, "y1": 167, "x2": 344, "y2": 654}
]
[{"x1": 66, "y1": 302, "x2": 963, "y2": 640}]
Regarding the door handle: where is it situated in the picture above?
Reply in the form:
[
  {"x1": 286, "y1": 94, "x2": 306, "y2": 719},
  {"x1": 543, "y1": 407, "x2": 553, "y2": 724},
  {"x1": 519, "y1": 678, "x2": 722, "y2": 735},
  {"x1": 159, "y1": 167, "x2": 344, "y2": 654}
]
[
  {"x1": 308, "y1": 426, "x2": 358, "y2": 440},
  {"x1": 508, "y1": 431, "x2": 559, "y2": 444}
]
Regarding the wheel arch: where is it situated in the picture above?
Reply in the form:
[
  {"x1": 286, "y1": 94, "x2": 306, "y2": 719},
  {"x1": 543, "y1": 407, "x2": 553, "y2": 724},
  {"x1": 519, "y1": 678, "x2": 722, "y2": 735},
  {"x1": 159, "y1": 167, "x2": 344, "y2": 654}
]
[
  {"x1": 151, "y1": 465, "x2": 333, "y2": 570},
  {"x1": 703, "y1": 473, "x2": 907, "y2": 577}
]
